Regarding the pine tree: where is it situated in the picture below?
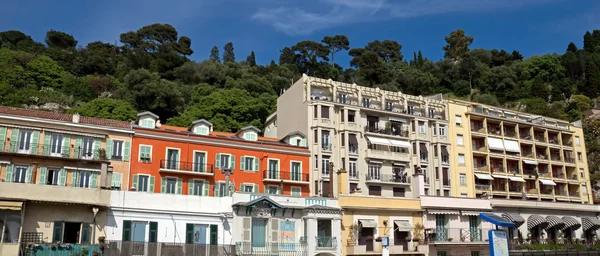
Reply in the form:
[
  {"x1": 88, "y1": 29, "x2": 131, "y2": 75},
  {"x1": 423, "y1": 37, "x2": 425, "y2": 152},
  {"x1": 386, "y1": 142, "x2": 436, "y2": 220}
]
[
  {"x1": 246, "y1": 51, "x2": 256, "y2": 66},
  {"x1": 209, "y1": 46, "x2": 220, "y2": 62},
  {"x1": 223, "y1": 42, "x2": 235, "y2": 63}
]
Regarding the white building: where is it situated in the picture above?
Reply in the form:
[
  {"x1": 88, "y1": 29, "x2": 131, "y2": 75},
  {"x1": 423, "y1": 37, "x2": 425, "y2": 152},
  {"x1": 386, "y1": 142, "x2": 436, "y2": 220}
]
[
  {"x1": 231, "y1": 192, "x2": 342, "y2": 256},
  {"x1": 105, "y1": 191, "x2": 234, "y2": 254}
]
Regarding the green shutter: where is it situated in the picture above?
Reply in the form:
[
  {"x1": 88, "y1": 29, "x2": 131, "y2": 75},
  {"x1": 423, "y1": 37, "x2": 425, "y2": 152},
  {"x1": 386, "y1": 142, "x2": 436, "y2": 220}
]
[
  {"x1": 240, "y1": 156, "x2": 246, "y2": 171},
  {"x1": 176, "y1": 178, "x2": 182, "y2": 194},
  {"x1": 75, "y1": 137, "x2": 82, "y2": 157},
  {"x1": 254, "y1": 184, "x2": 259, "y2": 193},
  {"x1": 214, "y1": 183, "x2": 221, "y2": 197},
  {"x1": 42, "y1": 133, "x2": 51, "y2": 156},
  {"x1": 229, "y1": 182, "x2": 235, "y2": 196},
  {"x1": 39, "y1": 167, "x2": 47, "y2": 185},
  {"x1": 9, "y1": 129, "x2": 19, "y2": 152},
  {"x1": 161, "y1": 178, "x2": 166, "y2": 193},
  {"x1": 25, "y1": 166, "x2": 32, "y2": 184},
  {"x1": 123, "y1": 142, "x2": 131, "y2": 161},
  {"x1": 215, "y1": 153, "x2": 221, "y2": 168},
  {"x1": 81, "y1": 223, "x2": 90, "y2": 244},
  {"x1": 149, "y1": 175, "x2": 155, "y2": 193},
  {"x1": 112, "y1": 173, "x2": 122, "y2": 188},
  {"x1": 210, "y1": 224, "x2": 218, "y2": 245},
  {"x1": 5, "y1": 164, "x2": 13, "y2": 183},
  {"x1": 91, "y1": 172, "x2": 98, "y2": 188},
  {"x1": 106, "y1": 139, "x2": 113, "y2": 159},
  {"x1": 254, "y1": 157, "x2": 259, "y2": 171},
  {"x1": 72, "y1": 171, "x2": 78, "y2": 187},
  {"x1": 31, "y1": 131, "x2": 40, "y2": 154},
  {"x1": 230, "y1": 156, "x2": 236, "y2": 169},
  {"x1": 240, "y1": 183, "x2": 243, "y2": 191},
  {"x1": 186, "y1": 223, "x2": 194, "y2": 244},
  {"x1": 62, "y1": 135, "x2": 70, "y2": 157},
  {"x1": 0, "y1": 127, "x2": 6, "y2": 151},
  {"x1": 93, "y1": 139, "x2": 100, "y2": 160},
  {"x1": 122, "y1": 220, "x2": 131, "y2": 241},
  {"x1": 132, "y1": 174, "x2": 139, "y2": 190},
  {"x1": 53, "y1": 221, "x2": 64, "y2": 242},
  {"x1": 301, "y1": 139, "x2": 307, "y2": 147},
  {"x1": 188, "y1": 180, "x2": 194, "y2": 195},
  {"x1": 59, "y1": 168, "x2": 67, "y2": 186},
  {"x1": 149, "y1": 222, "x2": 158, "y2": 242},
  {"x1": 203, "y1": 180, "x2": 210, "y2": 196}
]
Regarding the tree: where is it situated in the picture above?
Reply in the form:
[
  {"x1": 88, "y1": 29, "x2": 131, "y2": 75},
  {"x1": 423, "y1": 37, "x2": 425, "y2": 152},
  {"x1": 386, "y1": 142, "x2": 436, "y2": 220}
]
[
  {"x1": 223, "y1": 42, "x2": 235, "y2": 63},
  {"x1": 68, "y1": 98, "x2": 137, "y2": 121},
  {"x1": 321, "y1": 35, "x2": 349, "y2": 65},
  {"x1": 45, "y1": 30, "x2": 78, "y2": 49},
  {"x1": 121, "y1": 69, "x2": 184, "y2": 120},
  {"x1": 567, "y1": 42, "x2": 578, "y2": 53},
  {"x1": 582, "y1": 59, "x2": 600, "y2": 98},
  {"x1": 472, "y1": 93, "x2": 500, "y2": 106},
  {"x1": 443, "y1": 29, "x2": 473, "y2": 61},
  {"x1": 246, "y1": 51, "x2": 256, "y2": 67},
  {"x1": 291, "y1": 41, "x2": 329, "y2": 74},
  {"x1": 209, "y1": 46, "x2": 220, "y2": 62},
  {"x1": 0, "y1": 30, "x2": 45, "y2": 53},
  {"x1": 279, "y1": 47, "x2": 296, "y2": 65},
  {"x1": 511, "y1": 50, "x2": 523, "y2": 61}
]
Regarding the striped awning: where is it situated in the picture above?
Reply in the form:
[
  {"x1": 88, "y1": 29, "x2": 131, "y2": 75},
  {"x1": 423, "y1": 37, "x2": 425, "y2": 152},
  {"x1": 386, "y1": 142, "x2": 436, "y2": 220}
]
[
  {"x1": 528, "y1": 214, "x2": 549, "y2": 230},
  {"x1": 462, "y1": 210, "x2": 488, "y2": 216},
  {"x1": 582, "y1": 217, "x2": 600, "y2": 232},
  {"x1": 502, "y1": 213, "x2": 525, "y2": 228},
  {"x1": 562, "y1": 216, "x2": 582, "y2": 231},
  {"x1": 545, "y1": 216, "x2": 565, "y2": 230},
  {"x1": 428, "y1": 209, "x2": 460, "y2": 215}
]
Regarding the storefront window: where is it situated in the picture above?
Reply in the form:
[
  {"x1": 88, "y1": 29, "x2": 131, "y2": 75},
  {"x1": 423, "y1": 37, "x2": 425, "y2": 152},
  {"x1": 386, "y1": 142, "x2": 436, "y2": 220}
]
[{"x1": 0, "y1": 210, "x2": 22, "y2": 243}]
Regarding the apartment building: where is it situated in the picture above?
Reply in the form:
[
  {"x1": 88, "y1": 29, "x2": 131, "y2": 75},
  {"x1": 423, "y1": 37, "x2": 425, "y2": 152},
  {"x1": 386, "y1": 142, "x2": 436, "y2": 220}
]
[
  {"x1": 447, "y1": 100, "x2": 598, "y2": 246},
  {"x1": 0, "y1": 107, "x2": 133, "y2": 255},
  {"x1": 130, "y1": 112, "x2": 311, "y2": 197}
]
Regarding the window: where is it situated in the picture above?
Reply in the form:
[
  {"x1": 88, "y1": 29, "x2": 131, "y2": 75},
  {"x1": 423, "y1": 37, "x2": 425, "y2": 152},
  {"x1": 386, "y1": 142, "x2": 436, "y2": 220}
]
[
  {"x1": 267, "y1": 159, "x2": 280, "y2": 179},
  {"x1": 393, "y1": 187, "x2": 405, "y2": 197},
  {"x1": 314, "y1": 130, "x2": 318, "y2": 143},
  {"x1": 340, "y1": 132, "x2": 345, "y2": 146},
  {"x1": 314, "y1": 155, "x2": 318, "y2": 169},
  {"x1": 455, "y1": 115, "x2": 462, "y2": 126},
  {"x1": 461, "y1": 193, "x2": 468, "y2": 198},
  {"x1": 321, "y1": 130, "x2": 331, "y2": 150},
  {"x1": 471, "y1": 251, "x2": 480, "y2": 256},
  {"x1": 575, "y1": 136, "x2": 580, "y2": 146},
  {"x1": 165, "y1": 178, "x2": 177, "y2": 194},
  {"x1": 291, "y1": 162, "x2": 301, "y2": 181},
  {"x1": 439, "y1": 126, "x2": 446, "y2": 136},
  {"x1": 368, "y1": 186, "x2": 381, "y2": 196},
  {"x1": 111, "y1": 172, "x2": 122, "y2": 190},
  {"x1": 291, "y1": 187, "x2": 301, "y2": 196},
  {"x1": 350, "y1": 183, "x2": 358, "y2": 192},
  {"x1": 137, "y1": 175, "x2": 150, "y2": 192},
  {"x1": 244, "y1": 132, "x2": 258, "y2": 141},
  {"x1": 348, "y1": 110, "x2": 356, "y2": 122},
  {"x1": 13, "y1": 166, "x2": 27, "y2": 183},
  {"x1": 193, "y1": 152, "x2": 207, "y2": 172},
  {"x1": 460, "y1": 174, "x2": 466, "y2": 185},
  {"x1": 457, "y1": 135, "x2": 464, "y2": 145},
  {"x1": 17, "y1": 130, "x2": 33, "y2": 153},
  {"x1": 80, "y1": 137, "x2": 95, "y2": 159},
  {"x1": 313, "y1": 105, "x2": 318, "y2": 118},
  {"x1": 215, "y1": 182, "x2": 233, "y2": 197},
  {"x1": 188, "y1": 224, "x2": 209, "y2": 244},
  {"x1": 242, "y1": 156, "x2": 257, "y2": 172},
  {"x1": 241, "y1": 184, "x2": 256, "y2": 193},
  {"x1": 47, "y1": 168, "x2": 60, "y2": 185},
  {"x1": 368, "y1": 163, "x2": 381, "y2": 180},
  {"x1": 79, "y1": 171, "x2": 91, "y2": 188},
  {"x1": 266, "y1": 185, "x2": 280, "y2": 194},
  {"x1": 580, "y1": 168, "x2": 585, "y2": 178},
  {"x1": 140, "y1": 119, "x2": 155, "y2": 128},
  {"x1": 139, "y1": 145, "x2": 152, "y2": 162},
  {"x1": 49, "y1": 133, "x2": 64, "y2": 156},
  {"x1": 166, "y1": 148, "x2": 180, "y2": 169},
  {"x1": 216, "y1": 154, "x2": 234, "y2": 170},
  {"x1": 194, "y1": 126, "x2": 209, "y2": 135},
  {"x1": 321, "y1": 106, "x2": 330, "y2": 118},
  {"x1": 112, "y1": 140, "x2": 124, "y2": 160},
  {"x1": 458, "y1": 154, "x2": 465, "y2": 165},
  {"x1": 0, "y1": 210, "x2": 21, "y2": 243},
  {"x1": 190, "y1": 180, "x2": 207, "y2": 196},
  {"x1": 418, "y1": 122, "x2": 426, "y2": 134},
  {"x1": 577, "y1": 152, "x2": 582, "y2": 161},
  {"x1": 322, "y1": 157, "x2": 330, "y2": 175},
  {"x1": 349, "y1": 159, "x2": 358, "y2": 179}
]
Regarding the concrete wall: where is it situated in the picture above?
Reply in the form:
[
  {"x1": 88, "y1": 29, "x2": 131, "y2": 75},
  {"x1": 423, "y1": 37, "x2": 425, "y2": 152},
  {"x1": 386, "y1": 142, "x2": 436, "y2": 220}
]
[
  {"x1": 447, "y1": 102, "x2": 475, "y2": 197},
  {"x1": 571, "y1": 126, "x2": 593, "y2": 203},
  {"x1": 275, "y1": 77, "x2": 309, "y2": 140},
  {"x1": 0, "y1": 182, "x2": 110, "y2": 206}
]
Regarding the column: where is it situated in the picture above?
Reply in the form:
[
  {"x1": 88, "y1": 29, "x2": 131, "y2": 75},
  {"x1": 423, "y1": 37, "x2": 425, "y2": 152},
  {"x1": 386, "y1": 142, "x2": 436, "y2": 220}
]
[{"x1": 305, "y1": 217, "x2": 317, "y2": 256}]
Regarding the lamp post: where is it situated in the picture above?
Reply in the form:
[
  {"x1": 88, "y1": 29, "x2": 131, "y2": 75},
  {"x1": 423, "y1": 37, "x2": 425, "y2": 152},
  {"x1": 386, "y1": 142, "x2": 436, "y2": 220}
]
[{"x1": 92, "y1": 207, "x2": 99, "y2": 244}]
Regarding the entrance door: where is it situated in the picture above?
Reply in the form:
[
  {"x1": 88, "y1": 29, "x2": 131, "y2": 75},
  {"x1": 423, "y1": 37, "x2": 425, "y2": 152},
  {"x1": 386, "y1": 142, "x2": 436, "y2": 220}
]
[
  {"x1": 251, "y1": 219, "x2": 267, "y2": 247},
  {"x1": 131, "y1": 222, "x2": 147, "y2": 255},
  {"x1": 469, "y1": 216, "x2": 480, "y2": 242},
  {"x1": 359, "y1": 228, "x2": 374, "y2": 251}
]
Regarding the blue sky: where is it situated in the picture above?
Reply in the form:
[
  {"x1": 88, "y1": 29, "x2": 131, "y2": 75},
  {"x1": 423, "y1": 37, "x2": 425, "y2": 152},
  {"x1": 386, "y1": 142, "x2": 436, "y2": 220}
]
[{"x1": 1, "y1": 0, "x2": 599, "y2": 67}]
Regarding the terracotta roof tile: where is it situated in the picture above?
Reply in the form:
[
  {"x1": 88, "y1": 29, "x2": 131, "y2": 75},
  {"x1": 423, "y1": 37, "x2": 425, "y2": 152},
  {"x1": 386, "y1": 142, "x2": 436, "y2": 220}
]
[
  {"x1": 0, "y1": 106, "x2": 131, "y2": 129},
  {"x1": 154, "y1": 125, "x2": 282, "y2": 142}
]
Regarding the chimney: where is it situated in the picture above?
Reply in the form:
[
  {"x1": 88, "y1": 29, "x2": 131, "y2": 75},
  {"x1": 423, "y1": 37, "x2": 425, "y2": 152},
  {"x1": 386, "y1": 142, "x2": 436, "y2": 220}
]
[
  {"x1": 413, "y1": 165, "x2": 425, "y2": 197},
  {"x1": 72, "y1": 113, "x2": 80, "y2": 123}
]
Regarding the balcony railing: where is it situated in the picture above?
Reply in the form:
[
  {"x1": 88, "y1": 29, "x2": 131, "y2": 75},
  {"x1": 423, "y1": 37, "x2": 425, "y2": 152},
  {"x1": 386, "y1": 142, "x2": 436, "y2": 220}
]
[
  {"x1": 474, "y1": 166, "x2": 489, "y2": 172},
  {"x1": 568, "y1": 174, "x2": 578, "y2": 180},
  {"x1": 569, "y1": 191, "x2": 580, "y2": 197},
  {"x1": 23, "y1": 243, "x2": 103, "y2": 256},
  {"x1": 365, "y1": 126, "x2": 408, "y2": 137},
  {"x1": 322, "y1": 143, "x2": 332, "y2": 152},
  {"x1": 509, "y1": 186, "x2": 522, "y2": 193},
  {"x1": 509, "y1": 239, "x2": 600, "y2": 251},
  {"x1": 262, "y1": 170, "x2": 309, "y2": 182},
  {"x1": 471, "y1": 126, "x2": 485, "y2": 133},
  {"x1": 520, "y1": 133, "x2": 532, "y2": 140},
  {"x1": 564, "y1": 157, "x2": 575, "y2": 163},
  {"x1": 549, "y1": 137, "x2": 560, "y2": 145},
  {"x1": 538, "y1": 172, "x2": 551, "y2": 178},
  {"x1": 504, "y1": 130, "x2": 517, "y2": 138},
  {"x1": 316, "y1": 236, "x2": 337, "y2": 250},
  {"x1": 424, "y1": 228, "x2": 488, "y2": 243},
  {"x1": 492, "y1": 186, "x2": 506, "y2": 192},
  {"x1": 348, "y1": 144, "x2": 358, "y2": 154},
  {"x1": 349, "y1": 170, "x2": 360, "y2": 179},
  {"x1": 103, "y1": 241, "x2": 236, "y2": 256},
  {"x1": 534, "y1": 135, "x2": 546, "y2": 143},
  {"x1": 159, "y1": 160, "x2": 215, "y2": 173},
  {"x1": 556, "y1": 190, "x2": 568, "y2": 196},
  {"x1": 366, "y1": 174, "x2": 410, "y2": 184},
  {"x1": 0, "y1": 141, "x2": 105, "y2": 161},
  {"x1": 475, "y1": 184, "x2": 490, "y2": 190}
]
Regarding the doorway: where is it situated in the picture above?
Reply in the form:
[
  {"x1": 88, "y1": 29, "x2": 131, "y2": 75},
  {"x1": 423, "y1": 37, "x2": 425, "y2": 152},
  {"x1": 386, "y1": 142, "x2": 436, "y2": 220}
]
[
  {"x1": 359, "y1": 228, "x2": 374, "y2": 251},
  {"x1": 63, "y1": 222, "x2": 81, "y2": 243}
]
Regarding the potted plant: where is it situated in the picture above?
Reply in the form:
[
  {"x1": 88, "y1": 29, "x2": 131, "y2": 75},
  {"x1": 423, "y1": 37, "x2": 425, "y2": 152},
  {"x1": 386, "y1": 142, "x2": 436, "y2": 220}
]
[
  {"x1": 99, "y1": 148, "x2": 107, "y2": 160},
  {"x1": 412, "y1": 223, "x2": 425, "y2": 246},
  {"x1": 447, "y1": 237, "x2": 453, "y2": 242},
  {"x1": 349, "y1": 223, "x2": 361, "y2": 244}
]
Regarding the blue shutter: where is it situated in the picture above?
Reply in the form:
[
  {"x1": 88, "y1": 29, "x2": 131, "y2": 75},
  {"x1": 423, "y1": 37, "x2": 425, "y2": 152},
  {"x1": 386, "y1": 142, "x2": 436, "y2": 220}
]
[
  {"x1": 240, "y1": 156, "x2": 246, "y2": 171},
  {"x1": 0, "y1": 127, "x2": 6, "y2": 151}
]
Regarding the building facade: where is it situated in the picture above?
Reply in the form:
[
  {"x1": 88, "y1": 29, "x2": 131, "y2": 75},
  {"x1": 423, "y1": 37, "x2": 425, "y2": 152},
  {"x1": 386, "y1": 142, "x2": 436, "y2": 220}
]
[{"x1": 0, "y1": 107, "x2": 133, "y2": 255}]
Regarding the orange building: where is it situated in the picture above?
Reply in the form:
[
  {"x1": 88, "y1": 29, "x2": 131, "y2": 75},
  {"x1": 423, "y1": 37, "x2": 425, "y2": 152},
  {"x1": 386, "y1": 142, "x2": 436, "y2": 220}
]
[{"x1": 129, "y1": 112, "x2": 311, "y2": 197}]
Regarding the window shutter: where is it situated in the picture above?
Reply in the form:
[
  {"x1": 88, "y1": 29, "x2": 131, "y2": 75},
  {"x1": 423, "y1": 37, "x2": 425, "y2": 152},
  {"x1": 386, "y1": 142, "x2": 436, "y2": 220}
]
[
  {"x1": 161, "y1": 177, "x2": 166, "y2": 193},
  {"x1": 214, "y1": 183, "x2": 221, "y2": 197},
  {"x1": 122, "y1": 220, "x2": 132, "y2": 241},
  {"x1": 106, "y1": 139, "x2": 113, "y2": 159},
  {"x1": 74, "y1": 137, "x2": 82, "y2": 157},
  {"x1": 93, "y1": 139, "x2": 100, "y2": 160},
  {"x1": 149, "y1": 176, "x2": 155, "y2": 193},
  {"x1": 240, "y1": 156, "x2": 246, "y2": 171},
  {"x1": 62, "y1": 135, "x2": 70, "y2": 157},
  {"x1": 59, "y1": 168, "x2": 67, "y2": 186},
  {"x1": 277, "y1": 185, "x2": 282, "y2": 195},
  {"x1": 81, "y1": 223, "x2": 90, "y2": 244},
  {"x1": 123, "y1": 141, "x2": 131, "y2": 161},
  {"x1": 177, "y1": 178, "x2": 182, "y2": 194},
  {"x1": 230, "y1": 156, "x2": 236, "y2": 169},
  {"x1": 149, "y1": 222, "x2": 158, "y2": 242},
  {"x1": 240, "y1": 183, "x2": 243, "y2": 191},
  {"x1": 31, "y1": 131, "x2": 40, "y2": 154},
  {"x1": 186, "y1": 223, "x2": 194, "y2": 244},
  {"x1": 301, "y1": 139, "x2": 307, "y2": 147},
  {"x1": 0, "y1": 127, "x2": 6, "y2": 150},
  {"x1": 215, "y1": 153, "x2": 221, "y2": 168},
  {"x1": 254, "y1": 184, "x2": 259, "y2": 193},
  {"x1": 39, "y1": 167, "x2": 47, "y2": 184},
  {"x1": 72, "y1": 170, "x2": 78, "y2": 187},
  {"x1": 9, "y1": 129, "x2": 19, "y2": 152},
  {"x1": 52, "y1": 221, "x2": 64, "y2": 243},
  {"x1": 132, "y1": 174, "x2": 139, "y2": 190},
  {"x1": 112, "y1": 173, "x2": 122, "y2": 188},
  {"x1": 91, "y1": 172, "x2": 98, "y2": 188},
  {"x1": 5, "y1": 164, "x2": 13, "y2": 183},
  {"x1": 254, "y1": 157, "x2": 259, "y2": 172},
  {"x1": 42, "y1": 133, "x2": 51, "y2": 155},
  {"x1": 188, "y1": 180, "x2": 194, "y2": 195},
  {"x1": 270, "y1": 219, "x2": 279, "y2": 243},
  {"x1": 242, "y1": 217, "x2": 251, "y2": 243},
  {"x1": 210, "y1": 224, "x2": 218, "y2": 245},
  {"x1": 25, "y1": 165, "x2": 32, "y2": 184},
  {"x1": 229, "y1": 182, "x2": 235, "y2": 196},
  {"x1": 203, "y1": 180, "x2": 210, "y2": 196}
]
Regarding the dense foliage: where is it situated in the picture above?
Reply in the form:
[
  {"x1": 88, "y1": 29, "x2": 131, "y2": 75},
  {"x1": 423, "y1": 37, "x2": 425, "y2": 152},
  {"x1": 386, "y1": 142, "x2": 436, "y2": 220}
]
[{"x1": 2, "y1": 25, "x2": 600, "y2": 187}]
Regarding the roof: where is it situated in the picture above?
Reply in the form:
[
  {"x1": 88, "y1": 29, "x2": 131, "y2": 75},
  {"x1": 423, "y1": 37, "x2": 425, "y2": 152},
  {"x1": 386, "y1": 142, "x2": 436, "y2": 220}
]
[
  {"x1": 232, "y1": 197, "x2": 340, "y2": 211},
  {"x1": 136, "y1": 111, "x2": 159, "y2": 119},
  {"x1": 280, "y1": 131, "x2": 306, "y2": 142},
  {"x1": 188, "y1": 119, "x2": 212, "y2": 131},
  {"x1": 236, "y1": 126, "x2": 261, "y2": 135},
  {"x1": 233, "y1": 196, "x2": 283, "y2": 208},
  {"x1": 146, "y1": 124, "x2": 283, "y2": 143},
  {"x1": 0, "y1": 106, "x2": 131, "y2": 129}
]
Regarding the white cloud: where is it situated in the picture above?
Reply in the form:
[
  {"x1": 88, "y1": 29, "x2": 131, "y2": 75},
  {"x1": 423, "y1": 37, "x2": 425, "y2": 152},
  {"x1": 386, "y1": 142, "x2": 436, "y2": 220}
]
[{"x1": 252, "y1": 0, "x2": 559, "y2": 36}]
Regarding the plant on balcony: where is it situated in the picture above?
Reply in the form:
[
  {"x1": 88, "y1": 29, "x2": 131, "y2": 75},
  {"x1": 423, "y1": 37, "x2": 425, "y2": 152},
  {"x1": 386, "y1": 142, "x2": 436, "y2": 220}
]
[
  {"x1": 99, "y1": 148, "x2": 107, "y2": 160},
  {"x1": 412, "y1": 223, "x2": 424, "y2": 243},
  {"x1": 447, "y1": 237, "x2": 453, "y2": 242},
  {"x1": 349, "y1": 223, "x2": 361, "y2": 243},
  {"x1": 385, "y1": 121, "x2": 392, "y2": 130}
]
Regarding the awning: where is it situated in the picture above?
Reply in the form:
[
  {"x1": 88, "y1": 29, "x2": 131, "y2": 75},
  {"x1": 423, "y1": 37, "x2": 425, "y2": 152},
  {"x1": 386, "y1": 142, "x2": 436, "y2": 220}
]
[
  {"x1": 562, "y1": 216, "x2": 582, "y2": 231},
  {"x1": 523, "y1": 160, "x2": 538, "y2": 165},
  {"x1": 359, "y1": 219, "x2": 378, "y2": 228},
  {"x1": 504, "y1": 140, "x2": 520, "y2": 153},
  {"x1": 502, "y1": 213, "x2": 525, "y2": 228},
  {"x1": 545, "y1": 216, "x2": 565, "y2": 230},
  {"x1": 0, "y1": 201, "x2": 22, "y2": 211},
  {"x1": 367, "y1": 136, "x2": 392, "y2": 146},
  {"x1": 64, "y1": 166, "x2": 102, "y2": 172},
  {"x1": 492, "y1": 175, "x2": 509, "y2": 179},
  {"x1": 462, "y1": 210, "x2": 488, "y2": 216},
  {"x1": 389, "y1": 118, "x2": 407, "y2": 123},
  {"x1": 394, "y1": 220, "x2": 412, "y2": 232},
  {"x1": 420, "y1": 144, "x2": 428, "y2": 154},
  {"x1": 487, "y1": 137, "x2": 505, "y2": 151},
  {"x1": 539, "y1": 179, "x2": 557, "y2": 186},
  {"x1": 392, "y1": 162, "x2": 406, "y2": 166},
  {"x1": 441, "y1": 147, "x2": 449, "y2": 156},
  {"x1": 475, "y1": 173, "x2": 494, "y2": 180},
  {"x1": 368, "y1": 159, "x2": 383, "y2": 164},
  {"x1": 43, "y1": 128, "x2": 106, "y2": 139},
  {"x1": 528, "y1": 214, "x2": 549, "y2": 230},
  {"x1": 428, "y1": 209, "x2": 459, "y2": 215},
  {"x1": 508, "y1": 176, "x2": 526, "y2": 182},
  {"x1": 389, "y1": 139, "x2": 411, "y2": 148},
  {"x1": 582, "y1": 217, "x2": 600, "y2": 232}
]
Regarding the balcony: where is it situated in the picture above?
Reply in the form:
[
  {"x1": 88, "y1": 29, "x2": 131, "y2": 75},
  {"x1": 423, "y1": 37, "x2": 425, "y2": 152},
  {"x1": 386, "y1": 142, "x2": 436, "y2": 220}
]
[
  {"x1": 159, "y1": 160, "x2": 215, "y2": 176},
  {"x1": 520, "y1": 132, "x2": 532, "y2": 140},
  {"x1": 0, "y1": 182, "x2": 110, "y2": 206},
  {"x1": 263, "y1": 170, "x2": 310, "y2": 184},
  {"x1": 504, "y1": 130, "x2": 517, "y2": 138},
  {"x1": 534, "y1": 135, "x2": 546, "y2": 143},
  {"x1": 425, "y1": 228, "x2": 489, "y2": 244},
  {"x1": 322, "y1": 143, "x2": 333, "y2": 152},
  {"x1": 475, "y1": 184, "x2": 491, "y2": 191},
  {"x1": 23, "y1": 244, "x2": 103, "y2": 256},
  {"x1": 564, "y1": 157, "x2": 576, "y2": 164},
  {"x1": 316, "y1": 236, "x2": 337, "y2": 250},
  {"x1": 346, "y1": 241, "x2": 428, "y2": 255},
  {"x1": 349, "y1": 170, "x2": 360, "y2": 180},
  {"x1": 492, "y1": 185, "x2": 506, "y2": 193},
  {"x1": 366, "y1": 149, "x2": 410, "y2": 162},
  {"x1": 365, "y1": 126, "x2": 408, "y2": 138},
  {"x1": 473, "y1": 146, "x2": 488, "y2": 153},
  {"x1": 538, "y1": 172, "x2": 551, "y2": 178},
  {"x1": 509, "y1": 186, "x2": 523, "y2": 193},
  {"x1": 550, "y1": 154, "x2": 562, "y2": 162},
  {"x1": 0, "y1": 141, "x2": 107, "y2": 162},
  {"x1": 567, "y1": 174, "x2": 578, "y2": 180},
  {"x1": 555, "y1": 190, "x2": 569, "y2": 197},
  {"x1": 569, "y1": 191, "x2": 580, "y2": 197},
  {"x1": 104, "y1": 241, "x2": 236, "y2": 256},
  {"x1": 474, "y1": 166, "x2": 490, "y2": 172},
  {"x1": 365, "y1": 174, "x2": 411, "y2": 185}
]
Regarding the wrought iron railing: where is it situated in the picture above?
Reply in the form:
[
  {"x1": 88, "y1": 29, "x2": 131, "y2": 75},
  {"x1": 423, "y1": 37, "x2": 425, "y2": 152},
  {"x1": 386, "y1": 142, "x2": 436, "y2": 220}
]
[
  {"x1": 262, "y1": 170, "x2": 309, "y2": 182},
  {"x1": 159, "y1": 160, "x2": 215, "y2": 173},
  {"x1": 236, "y1": 242, "x2": 307, "y2": 256},
  {"x1": 365, "y1": 173, "x2": 410, "y2": 184},
  {"x1": 316, "y1": 236, "x2": 337, "y2": 249},
  {"x1": 0, "y1": 141, "x2": 104, "y2": 161},
  {"x1": 424, "y1": 228, "x2": 488, "y2": 243},
  {"x1": 103, "y1": 241, "x2": 235, "y2": 256}
]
